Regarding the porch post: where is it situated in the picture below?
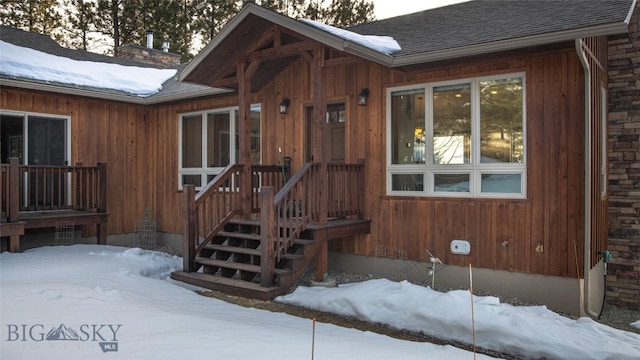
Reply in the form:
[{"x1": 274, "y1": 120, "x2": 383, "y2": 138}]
[
  {"x1": 311, "y1": 46, "x2": 329, "y2": 281},
  {"x1": 237, "y1": 62, "x2": 252, "y2": 217},
  {"x1": 259, "y1": 186, "x2": 275, "y2": 287},
  {"x1": 97, "y1": 162, "x2": 107, "y2": 213},
  {"x1": 8, "y1": 157, "x2": 20, "y2": 223},
  {"x1": 182, "y1": 184, "x2": 196, "y2": 272}
]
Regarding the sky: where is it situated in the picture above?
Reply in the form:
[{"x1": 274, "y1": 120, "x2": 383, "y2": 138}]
[
  {"x1": 1, "y1": 244, "x2": 639, "y2": 359},
  {"x1": 373, "y1": 0, "x2": 471, "y2": 19}
]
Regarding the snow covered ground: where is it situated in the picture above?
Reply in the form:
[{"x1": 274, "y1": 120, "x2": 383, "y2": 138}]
[{"x1": 1, "y1": 245, "x2": 639, "y2": 359}]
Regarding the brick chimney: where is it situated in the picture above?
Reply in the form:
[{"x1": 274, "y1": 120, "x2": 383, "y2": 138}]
[{"x1": 116, "y1": 31, "x2": 181, "y2": 68}]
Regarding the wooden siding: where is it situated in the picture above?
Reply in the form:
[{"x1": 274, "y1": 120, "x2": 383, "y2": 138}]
[
  {"x1": 2, "y1": 42, "x2": 591, "y2": 279},
  {"x1": 325, "y1": 46, "x2": 587, "y2": 278},
  {"x1": 0, "y1": 90, "x2": 150, "y2": 236}
]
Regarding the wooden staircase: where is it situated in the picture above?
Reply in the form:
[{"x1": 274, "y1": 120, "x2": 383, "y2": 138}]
[
  {"x1": 171, "y1": 218, "x2": 320, "y2": 300},
  {"x1": 172, "y1": 162, "x2": 368, "y2": 300}
]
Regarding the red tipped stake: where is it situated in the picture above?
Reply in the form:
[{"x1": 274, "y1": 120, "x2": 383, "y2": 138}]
[{"x1": 469, "y1": 263, "x2": 477, "y2": 360}]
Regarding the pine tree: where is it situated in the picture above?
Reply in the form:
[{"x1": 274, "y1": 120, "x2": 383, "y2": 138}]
[
  {"x1": 0, "y1": 0, "x2": 65, "y2": 41},
  {"x1": 193, "y1": 0, "x2": 240, "y2": 45},
  {"x1": 63, "y1": 0, "x2": 99, "y2": 50},
  {"x1": 322, "y1": 0, "x2": 374, "y2": 27}
]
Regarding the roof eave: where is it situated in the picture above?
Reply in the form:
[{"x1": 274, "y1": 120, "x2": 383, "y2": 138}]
[
  {"x1": 0, "y1": 78, "x2": 232, "y2": 105},
  {"x1": 391, "y1": 22, "x2": 630, "y2": 68}
]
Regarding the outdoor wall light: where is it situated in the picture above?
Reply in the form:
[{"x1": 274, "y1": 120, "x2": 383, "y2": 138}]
[
  {"x1": 358, "y1": 88, "x2": 370, "y2": 106},
  {"x1": 279, "y1": 98, "x2": 291, "y2": 114}
]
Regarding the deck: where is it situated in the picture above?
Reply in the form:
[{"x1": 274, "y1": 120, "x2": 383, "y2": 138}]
[{"x1": 1, "y1": 158, "x2": 108, "y2": 252}]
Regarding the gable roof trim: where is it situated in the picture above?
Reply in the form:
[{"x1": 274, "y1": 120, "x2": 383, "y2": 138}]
[{"x1": 178, "y1": 3, "x2": 394, "y2": 83}]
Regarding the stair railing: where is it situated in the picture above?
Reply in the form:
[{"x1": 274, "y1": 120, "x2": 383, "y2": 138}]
[
  {"x1": 259, "y1": 162, "x2": 316, "y2": 286},
  {"x1": 182, "y1": 164, "x2": 243, "y2": 272},
  {"x1": 327, "y1": 160, "x2": 365, "y2": 219}
]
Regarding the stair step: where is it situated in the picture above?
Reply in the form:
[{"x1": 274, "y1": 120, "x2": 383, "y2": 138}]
[
  {"x1": 195, "y1": 257, "x2": 289, "y2": 275},
  {"x1": 282, "y1": 253, "x2": 304, "y2": 261},
  {"x1": 205, "y1": 244, "x2": 260, "y2": 256},
  {"x1": 229, "y1": 218, "x2": 261, "y2": 226},
  {"x1": 293, "y1": 238, "x2": 315, "y2": 246},
  {"x1": 170, "y1": 271, "x2": 283, "y2": 301},
  {"x1": 216, "y1": 231, "x2": 261, "y2": 241}
]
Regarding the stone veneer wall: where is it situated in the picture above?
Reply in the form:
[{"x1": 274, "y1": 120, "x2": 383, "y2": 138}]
[{"x1": 607, "y1": 3, "x2": 640, "y2": 309}]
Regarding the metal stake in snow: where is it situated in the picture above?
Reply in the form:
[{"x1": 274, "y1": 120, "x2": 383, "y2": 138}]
[
  {"x1": 311, "y1": 318, "x2": 316, "y2": 360},
  {"x1": 469, "y1": 263, "x2": 477, "y2": 360}
]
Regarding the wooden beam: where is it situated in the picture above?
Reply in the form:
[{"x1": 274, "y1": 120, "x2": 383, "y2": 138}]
[
  {"x1": 311, "y1": 45, "x2": 329, "y2": 282},
  {"x1": 260, "y1": 186, "x2": 275, "y2": 287},
  {"x1": 182, "y1": 185, "x2": 196, "y2": 272},
  {"x1": 312, "y1": 46, "x2": 327, "y2": 225},
  {"x1": 98, "y1": 162, "x2": 107, "y2": 213},
  {"x1": 314, "y1": 240, "x2": 328, "y2": 281},
  {"x1": 243, "y1": 40, "x2": 317, "y2": 63},
  {"x1": 237, "y1": 61, "x2": 252, "y2": 217},
  {"x1": 8, "y1": 157, "x2": 20, "y2": 222},
  {"x1": 211, "y1": 76, "x2": 238, "y2": 88}
]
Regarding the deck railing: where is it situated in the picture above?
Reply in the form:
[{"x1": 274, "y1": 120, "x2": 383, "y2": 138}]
[
  {"x1": 327, "y1": 161, "x2": 365, "y2": 219},
  {"x1": 1, "y1": 158, "x2": 107, "y2": 222}
]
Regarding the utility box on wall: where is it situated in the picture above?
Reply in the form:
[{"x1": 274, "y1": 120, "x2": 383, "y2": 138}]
[{"x1": 450, "y1": 240, "x2": 471, "y2": 255}]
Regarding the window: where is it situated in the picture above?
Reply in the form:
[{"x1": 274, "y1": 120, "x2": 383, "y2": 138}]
[
  {"x1": 386, "y1": 73, "x2": 526, "y2": 198},
  {"x1": 179, "y1": 105, "x2": 261, "y2": 189},
  {"x1": 1, "y1": 111, "x2": 70, "y2": 165}
]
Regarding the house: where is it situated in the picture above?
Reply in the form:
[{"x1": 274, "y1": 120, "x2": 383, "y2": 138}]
[{"x1": 1, "y1": 0, "x2": 638, "y2": 316}]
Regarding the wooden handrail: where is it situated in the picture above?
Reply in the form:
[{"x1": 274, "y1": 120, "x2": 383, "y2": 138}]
[
  {"x1": 266, "y1": 163, "x2": 316, "y2": 277},
  {"x1": 274, "y1": 163, "x2": 314, "y2": 204},
  {"x1": 183, "y1": 163, "x2": 248, "y2": 272}
]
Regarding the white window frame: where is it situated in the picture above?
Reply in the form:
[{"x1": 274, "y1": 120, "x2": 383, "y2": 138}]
[
  {"x1": 1, "y1": 110, "x2": 72, "y2": 205},
  {"x1": 1, "y1": 110, "x2": 72, "y2": 166},
  {"x1": 178, "y1": 104, "x2": 261, "y2": 190},
  {"x1": 386, "y1": 72, "x2": 526, "y2": 199}
]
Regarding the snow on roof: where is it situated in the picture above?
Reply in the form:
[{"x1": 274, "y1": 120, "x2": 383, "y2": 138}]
[
  {"x1": 299, "y1": 19, "x2": 400, "y2": 55},
  {"x1": 0, "y1": 40, "x2": 177, "y2": 97}
]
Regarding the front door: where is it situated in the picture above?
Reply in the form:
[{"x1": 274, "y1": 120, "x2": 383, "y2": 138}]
[{"x1": 305, "y1": 102, "x2": 346, "y2": 163}]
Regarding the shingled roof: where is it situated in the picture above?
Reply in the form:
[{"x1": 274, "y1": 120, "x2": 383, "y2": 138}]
[
  {"x1": 347, "y1": 0, "x2": 635, "y2": 65},
  {"x1": 0, "y1": 26, "x2": 226, "y2": 103},
  {"x1": 181, "y1": 0, "x2": 635, "y2": 86},
  {"x1": 0, "y1": 26, "x2": 158, "y2": 67}
]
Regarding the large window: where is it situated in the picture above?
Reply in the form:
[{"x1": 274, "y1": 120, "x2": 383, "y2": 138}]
[
  {"x1": 1, "y1": 111, "x2": 70, "y2": 166},
  {"x1": 179, "y1": 105, "x2": 261, "y2": 188},
  {"x1": 386, "y1": 73, "x2": 525, "y2": 198}
]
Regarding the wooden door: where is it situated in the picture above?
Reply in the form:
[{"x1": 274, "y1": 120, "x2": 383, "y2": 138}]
[{"x1": 305, "y1": 102, "x2": 346, "y2": 163}]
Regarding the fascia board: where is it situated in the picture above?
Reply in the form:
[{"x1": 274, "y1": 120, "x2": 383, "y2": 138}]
[{"x1": 1, "y1": 78, "x2": 231, "y2": 105}]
